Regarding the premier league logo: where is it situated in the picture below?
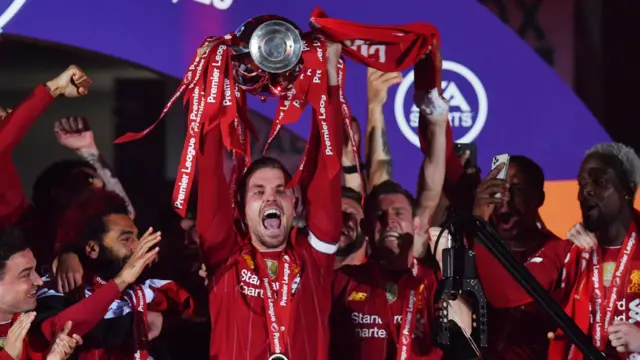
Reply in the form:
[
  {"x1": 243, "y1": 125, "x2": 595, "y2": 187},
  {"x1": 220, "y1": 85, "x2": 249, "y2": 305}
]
[
  {"x1": 265, "y1": 259, "x2": 279, "y2": 280},
  {"x1": 0, "y1": 0, "x2": 27, "y2": 33},
  {"x1": 394, "y1": 60, "x2": 488, "y2": 146}
]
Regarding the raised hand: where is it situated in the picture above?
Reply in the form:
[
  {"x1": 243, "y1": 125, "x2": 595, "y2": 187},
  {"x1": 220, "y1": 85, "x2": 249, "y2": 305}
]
[
  {"x1": 4, "y1": 312, "x2": 36, "y2": 360},
  {"x1": 414, "y1": 87, "x2": 449, "y2": 125},
  {"x1": 114, "y1": 228, "x2": 161, "y2": 289},
  {"x1": 367, "y1": 68, "x2": 403, "y2": 108},
  {"x1": 325, "y1": 40, "x2": 342, "y2": 86},
  {"x1": 46, "y1": 321, "x2": 83, "y2": 360},
  {"x1": 566, "y1": 223, "x2": 597, "y2": 251},
  {"x1": 54, "y1": 117, "x2": 96, "y2": 151},
  {"x1": 54, "y1": 253, "x2": 84, "y2": 295},
  {"x1": 472, "y1": 163, "x2": 508, "y2": 221},
  {"x1": 0, "y1": 107, "x2": 12, "y2": 121},
  {"x1": 46, "y1": 65, "x2": 92, "y2": 98},
  {"x1": 609, "y1": 320, "x2": 640, "y2": 353}
]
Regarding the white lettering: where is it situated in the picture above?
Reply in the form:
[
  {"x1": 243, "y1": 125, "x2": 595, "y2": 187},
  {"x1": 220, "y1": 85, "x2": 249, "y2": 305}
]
[
  {"x1": 630, "y1": 299, "x2": 640, "y2": 324},
  {"x1": 191, "y1": 0, "x2": 233, "y2": 10},
  {"x1": 355, "y1": 327, "x2": 387, "y2": 339},
  {"x1": 320, "y1": 116, "x2": 333, "y2": 156},
  {"x1": 313, "y1": 40, "x2": 323, "y2": 63},
  {"x1": 238, "y1": 270, "x2": 279, "y2": 298},
  {"x1": 351, "y1": 312, "x2": 390, "y2": 339},
  {"x1": 174, "y1": 87, "x2": 204, "y2": 209},
  {"x1": 351, "y1": 312, "x2": 383, "y2": 324},
  {"x1": 343, "y1": 39, "x2": 386, "y2": 63},
  {"x1": 313, "y1": 69, "x2": 322, "y2": 84},
  {"x1": 222, "y1": 78, "x2": 232, "y2": 106},
  {"x1": 280, "y1": 262, "x2": 291, "y2": 306}
]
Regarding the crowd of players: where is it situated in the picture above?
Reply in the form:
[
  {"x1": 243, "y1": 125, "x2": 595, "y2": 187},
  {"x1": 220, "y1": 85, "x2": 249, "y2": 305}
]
[{"x1": 1, "y1": 42, "x2": 640, "y2": 360}]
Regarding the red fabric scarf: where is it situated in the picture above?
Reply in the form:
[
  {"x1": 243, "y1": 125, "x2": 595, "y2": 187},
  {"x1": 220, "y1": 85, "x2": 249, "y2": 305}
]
[{"x1": 114, "y1": 8, "x2": 440, "y2": 217}]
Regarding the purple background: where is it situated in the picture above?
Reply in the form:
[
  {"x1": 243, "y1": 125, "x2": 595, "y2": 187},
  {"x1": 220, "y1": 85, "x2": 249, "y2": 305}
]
[{"x1": 0, "y1": 0, "x2": 609, "y2": 191}]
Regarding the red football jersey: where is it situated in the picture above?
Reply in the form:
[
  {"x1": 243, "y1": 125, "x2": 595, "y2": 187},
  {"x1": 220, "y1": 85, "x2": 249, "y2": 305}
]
[
  {"x1": 557, "y1": 243, "x2": 640, "y2": 359},
  {"x1": 480, "y1": 236, "x2": 566, "y2": 360},
  {"x1": 330, "y1": 262, "x2": 442, "y2": 360},
  {"x1": 197, "y1": 86, "x2": 343, "y2": 360}
]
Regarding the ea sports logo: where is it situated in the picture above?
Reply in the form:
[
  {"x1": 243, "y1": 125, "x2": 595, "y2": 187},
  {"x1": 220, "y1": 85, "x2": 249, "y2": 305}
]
[
  {"x1": 0, "y1": 0, "x2": 27, "y2": 33},
  {"x1": 394, "y1": 60, "x2": 488, "y2": 147}
]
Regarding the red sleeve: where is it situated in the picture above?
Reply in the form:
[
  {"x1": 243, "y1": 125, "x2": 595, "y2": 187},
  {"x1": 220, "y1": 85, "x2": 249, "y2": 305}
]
[
  {"x1": 39, "y1": 281, "x2": 121, "y2": 341},
  {"x1": 302, "y1": 86, "x2": 343, "y2": 258},
  {"x1": 196, "y1": 126, "x2": 237, "y2": 273},
  {"x1": 474, "y1": 237, "x2": 573, "y2": 308},
  {"x1": 0, "y1": 350, "x2": 15, "y2": 360},
  {"x1": 0, "y1": 85, "x2": 55, "y2": 226}
]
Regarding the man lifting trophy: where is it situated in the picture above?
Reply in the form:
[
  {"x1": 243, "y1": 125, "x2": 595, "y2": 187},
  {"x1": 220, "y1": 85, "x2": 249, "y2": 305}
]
[
  {"x1": 116, "y1": 8, "x2": 442, "y2": 217},
  {"x1": 114, "y1": 11, "x2": 441, "y2": 359}
]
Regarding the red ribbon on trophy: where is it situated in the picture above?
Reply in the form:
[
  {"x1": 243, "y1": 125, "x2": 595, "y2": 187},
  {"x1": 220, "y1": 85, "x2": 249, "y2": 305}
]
[{"x1": 113, "y1": 8, "x2": 441, "y2": 218}]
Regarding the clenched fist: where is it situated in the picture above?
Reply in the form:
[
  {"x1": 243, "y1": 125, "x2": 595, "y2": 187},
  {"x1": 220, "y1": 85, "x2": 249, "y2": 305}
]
[{"x1": 46, "y1": 65, "x2": 92, "y2": 98}]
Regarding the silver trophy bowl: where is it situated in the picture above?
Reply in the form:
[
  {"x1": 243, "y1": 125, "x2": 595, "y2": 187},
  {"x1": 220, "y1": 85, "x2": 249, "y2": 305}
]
[{"x1": 248, "y1": 20, "x2": 303, "y2": 74}]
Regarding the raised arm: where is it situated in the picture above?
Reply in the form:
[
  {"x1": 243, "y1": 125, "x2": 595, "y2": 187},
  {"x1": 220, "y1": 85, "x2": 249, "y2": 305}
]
[
  {"x1": 412, "y1": 89, "x2": 449, "y2": 259},
  {"x1": 302, "y1": 42, "x2": 344, "y2": 259},
  {"x1": 196, "y1": 123, "x2": 237, "y2": 272},
  {"x1": 0, "y1": 66, "x2": 91, "y2": 226},
  {"x1": 364, "y1": 68, "x2": 402, "y2": 190},
  {"x1": 341, "y1": 117, "x2": 365, "y2": 193},
  {"x1": 53, "y1": 117, "x2": 135, "y2": 218},
  {"x1": 37, "y1": 281, "x2": 123, "y2": 341},
  {"x1": 0, "y1": 85, "x2": 54, "y2": 226}
]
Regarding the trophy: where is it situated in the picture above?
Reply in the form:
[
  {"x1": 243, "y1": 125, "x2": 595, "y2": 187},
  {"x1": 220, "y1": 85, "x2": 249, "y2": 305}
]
[
  {"x1": 230, "y1": 15, "x2": 305, "y2": 97},
  {"x1": 115, "y1": 8, "x2": 442, "y2": 223}
]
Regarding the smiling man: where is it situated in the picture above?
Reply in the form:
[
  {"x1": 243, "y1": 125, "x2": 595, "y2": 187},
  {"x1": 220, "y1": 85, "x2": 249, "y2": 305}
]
[{"x1": 334, "y1": 186, "x2": 367, "y2": 269}]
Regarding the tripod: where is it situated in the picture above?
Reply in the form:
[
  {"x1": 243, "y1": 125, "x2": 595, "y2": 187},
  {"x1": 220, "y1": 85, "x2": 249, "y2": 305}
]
[
  {"x1": 433, "y1": 209, "x2": 605, "y2": 360},
  {"x1": 433, "y1": 209, "x2": 488, "y2": 354}
]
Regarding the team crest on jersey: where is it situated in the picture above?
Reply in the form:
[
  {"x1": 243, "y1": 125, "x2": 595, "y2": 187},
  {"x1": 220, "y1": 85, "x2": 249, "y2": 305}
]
[
  {"x1": 348, "y1": 291, "x2": 368, "y2": 301},
  {"x1": 265, "y1": 259, "x2": 278, "y2": 280},
  {"x1": 386, "y1": 283, "x2": 398, "y2": 304},
  {"x1": 0, "y1": 337, "x2": 5, "y2": 351},
  {"x1": 628, "y1": 270, "x2": 640, "y2": 293},
  {"x1": 242, "y1": 254, "x2": 255, "y2": 270}
]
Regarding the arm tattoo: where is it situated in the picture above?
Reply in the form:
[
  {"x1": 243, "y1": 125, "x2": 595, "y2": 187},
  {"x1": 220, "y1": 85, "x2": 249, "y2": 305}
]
[
  {"x1": 380, "y1": 126, "x2": 391, "y2": 157},
  {"x1": 366, "y1": 127, "x2": 376, "y2": 166},
  {"x1": 81, "y1": 151, "x2": 136, "y2": 218},
  {"x1": 366, "y1": 125, "x2": 393, "y2": 185}
]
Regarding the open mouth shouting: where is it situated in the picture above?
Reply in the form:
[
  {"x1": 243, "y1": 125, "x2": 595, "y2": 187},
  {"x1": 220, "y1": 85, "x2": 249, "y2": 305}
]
[
  {"x1": 581, "y1": 200, "x2": 600, "y2": 218},
  {"x1": 261, "y1": 204, "x2": 284, "y2": 238},
  {"x1": 495, "y1": 212, "x2": 518, "y2": 231}
]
